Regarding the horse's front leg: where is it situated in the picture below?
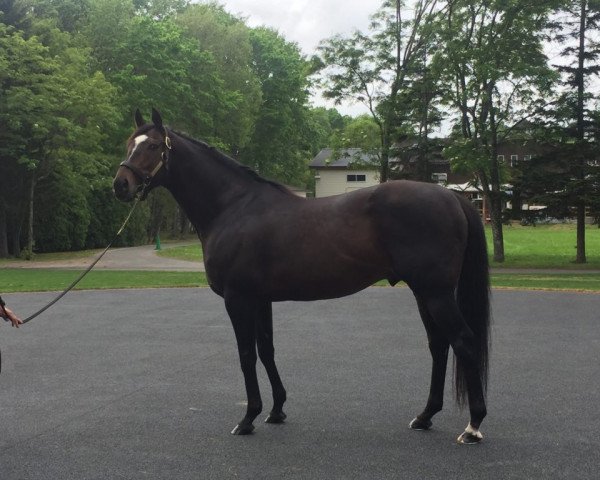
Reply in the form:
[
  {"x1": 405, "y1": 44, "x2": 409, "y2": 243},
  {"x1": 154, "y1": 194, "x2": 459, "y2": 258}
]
[{"x1": 225, "y1": 290, "x2": 263, "y2": 435}]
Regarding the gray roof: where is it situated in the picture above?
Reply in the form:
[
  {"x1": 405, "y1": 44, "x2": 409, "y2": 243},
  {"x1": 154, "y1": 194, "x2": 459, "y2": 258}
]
[{"x1": 309, "y1": 148, "x2": 379, "y2": 169}]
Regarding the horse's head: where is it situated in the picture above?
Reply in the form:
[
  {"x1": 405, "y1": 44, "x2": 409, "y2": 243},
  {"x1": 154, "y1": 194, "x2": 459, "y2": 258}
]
[{"x1": 113, "y1": 108, "x2": 171, "y2": 202}]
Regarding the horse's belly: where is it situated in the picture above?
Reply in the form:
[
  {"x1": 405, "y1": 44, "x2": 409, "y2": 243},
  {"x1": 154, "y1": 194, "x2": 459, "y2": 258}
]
[{"x1": 266, "y1": 256, "x2": 388, "y2": 301}]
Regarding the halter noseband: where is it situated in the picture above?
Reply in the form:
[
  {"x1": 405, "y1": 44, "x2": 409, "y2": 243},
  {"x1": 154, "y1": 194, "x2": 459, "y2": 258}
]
[{"x1": 119, "y1": 129, "x2": 172, "y2": 199}]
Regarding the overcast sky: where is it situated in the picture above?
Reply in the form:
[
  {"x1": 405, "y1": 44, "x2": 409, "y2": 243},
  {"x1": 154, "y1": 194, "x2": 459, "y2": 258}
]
[
  {"x1": 216, "y1": 0, "x2": 378, "y2": 54},
  {"x1": 216, "y1": 0, "x2": 382, "y2": 115}
]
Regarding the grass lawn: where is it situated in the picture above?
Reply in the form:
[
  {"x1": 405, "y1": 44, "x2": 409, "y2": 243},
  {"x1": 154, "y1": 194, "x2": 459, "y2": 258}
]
[
  {"x1": 0, "y1": 269, "x2": 208, "y2": 293},
  {"x1": 1, "y1": 224, "x2": 599, "y2": 293},
  {"x1": 155, "y1": 224, "x2": 600, "y2": 269},
  {"x1": 488, "y1": 224, "x2": 600, "y2": 269},
  {"x1": 490, "y1": 272, "x2": 600, "y2": 291},
  {"x1": 156, "y1": 244, "x2": 203, "y2": 262},
  {"x1": 1, "y1": 268, "x2": 599, "y2": 293}
]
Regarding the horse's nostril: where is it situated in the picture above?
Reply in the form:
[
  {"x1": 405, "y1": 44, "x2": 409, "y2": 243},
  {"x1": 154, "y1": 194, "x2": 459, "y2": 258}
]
[{"x1": 113, "y1": 177, "x2": 129, "y2": 197}]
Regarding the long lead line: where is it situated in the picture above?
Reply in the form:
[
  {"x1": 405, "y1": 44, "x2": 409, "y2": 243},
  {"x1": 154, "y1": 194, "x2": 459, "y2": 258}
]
[{"x1": 20, "y1": 198, "x2": 140, "y2": 325}]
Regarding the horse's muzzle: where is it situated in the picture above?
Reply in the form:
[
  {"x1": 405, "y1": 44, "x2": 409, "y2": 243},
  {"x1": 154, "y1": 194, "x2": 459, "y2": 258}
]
[{"x1": 113, "y1": 175, "x2": 135, "y2": 202}]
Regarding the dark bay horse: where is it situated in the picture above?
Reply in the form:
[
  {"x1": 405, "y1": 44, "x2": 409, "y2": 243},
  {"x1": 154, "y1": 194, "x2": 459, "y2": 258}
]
[{"x1": 113, "y1": 109, "x2": 491, "y2": 444}]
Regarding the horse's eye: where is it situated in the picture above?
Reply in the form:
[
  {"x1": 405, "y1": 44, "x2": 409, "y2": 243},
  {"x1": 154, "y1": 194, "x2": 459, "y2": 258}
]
[{"x1": 148, "y1": 143, "x2": 159, "y2": 150}]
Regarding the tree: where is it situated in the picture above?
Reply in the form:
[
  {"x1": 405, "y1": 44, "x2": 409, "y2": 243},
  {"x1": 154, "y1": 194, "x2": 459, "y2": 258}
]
[
  {"x1": 240, "y1": 27, "x2": 312, "y2": 185},
  {"x1": 434, "y1": 0, "x2": 559, "y2": 262},
  {"x1": 317, "y1": 0, "x2": 444, "y2": 183},
  {"x1": 0, "y1": 24, "x2": 61, "y2": 256},
  {"x1": 0, "y1": 13, "x2": 120, "y2": 257},
  {"x1": 548, "y1": 0, "x2": 600, "y2": 262},
  {"x1": 0, "y1": 0, "x2": 33, "y2": 32},
  {"x1": 176, "y1": 2, "x2": 261, "y2": 153}
]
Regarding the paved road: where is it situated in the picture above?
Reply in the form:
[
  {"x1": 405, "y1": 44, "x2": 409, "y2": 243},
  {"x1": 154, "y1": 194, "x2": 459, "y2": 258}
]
[
  {"x1": 3, "y1": 243, "x2": 204, "y2": 272},
  {"x1": 1, "y1": 288, "x2": 598, "y2": 479}
]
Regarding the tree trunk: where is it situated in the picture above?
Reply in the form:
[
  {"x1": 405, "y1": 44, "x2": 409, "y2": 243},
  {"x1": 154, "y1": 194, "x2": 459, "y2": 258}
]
[
  {"x1": 575, "y1": 0, "x2": 587, "y2": 263},
  {"x1": 489, "y1": 191, "x2": 505, "y2": 262},
  {"x1": 0, "y1": 202, "x2": 8, "y2": 258},
  {"x1": 10, "y1": 214, "x2": 21, "y2": 257},
  {"x1": 487, "y1": 83, "x2": 504, "y2": 262},
  {"x1": 26, "y1": 172, "x2": 36, "y2": 256},
  {"x1": 576, "y1": 201, "x2": 586, "y2": 263},
  {"x1": 379, "y1": 147, "x2": 389, "y2": 183}
]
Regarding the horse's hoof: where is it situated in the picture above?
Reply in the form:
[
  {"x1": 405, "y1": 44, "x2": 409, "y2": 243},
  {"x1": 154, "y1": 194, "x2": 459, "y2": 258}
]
[
  {"x1": 231, "y1": 423, "x2": 255, "y2": 435},
  {"x1": 457, "y1": 424, "x2": 483, "y2": 444},
  {"x1": 265, "y1": 411, "x2": 287, "y2": 424},
  {"x1": 409, "y1": 417, "x2": 432, "y2": 431}
]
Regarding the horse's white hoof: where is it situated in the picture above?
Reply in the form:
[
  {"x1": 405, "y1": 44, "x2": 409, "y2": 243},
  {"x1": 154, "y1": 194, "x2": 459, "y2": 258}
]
[{"x1": 457, "y1": 423, "x2": 483, "y2": 444}]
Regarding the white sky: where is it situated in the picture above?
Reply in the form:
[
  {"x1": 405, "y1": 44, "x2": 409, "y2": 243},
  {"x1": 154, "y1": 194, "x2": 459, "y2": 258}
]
[
  {"x1": 216, "y1": 0, "x2": 378, "y2": 54},
  {"x1": 215, "y1": 0, "x2": 381, "y2": 115}
]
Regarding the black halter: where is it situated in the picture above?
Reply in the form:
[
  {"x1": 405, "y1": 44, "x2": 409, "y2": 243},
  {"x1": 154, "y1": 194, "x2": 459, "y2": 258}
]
[{"x1": 119, "y1": 129, "x2": 172, "y2": 199}]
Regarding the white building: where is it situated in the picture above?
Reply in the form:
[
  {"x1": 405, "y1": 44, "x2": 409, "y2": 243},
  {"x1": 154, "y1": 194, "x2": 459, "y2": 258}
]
[{"x1": 309, "y1": 148, "x2": 380, "y2": 198}]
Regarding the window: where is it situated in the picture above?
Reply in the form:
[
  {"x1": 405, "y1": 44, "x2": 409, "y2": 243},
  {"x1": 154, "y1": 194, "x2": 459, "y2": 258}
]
[
  {"x1": 523, "y1": 155, "x2": 531, "y2": 161},
  {"x1": 497, "y1": 155, "x2": 505, "y2": 162},
  {"x1": 510, "y1": 154, "x2": 518, "y2": 166},
  {"x1": 347, "y1": 174, "x2": 366, "y2": 182},
  {"x1": 431, "y1": 172, "x2": 447, "y2": 183}
]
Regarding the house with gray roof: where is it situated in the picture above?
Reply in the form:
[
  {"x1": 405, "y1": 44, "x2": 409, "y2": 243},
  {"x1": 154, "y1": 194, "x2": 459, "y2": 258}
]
[{"x1": 309, "y1": 148, "x2": 380, "y2": 197}]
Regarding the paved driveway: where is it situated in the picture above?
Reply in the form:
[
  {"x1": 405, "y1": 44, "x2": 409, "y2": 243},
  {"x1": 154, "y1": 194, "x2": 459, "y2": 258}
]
[
  {"x1": 1, "y1": 288, "x2": 598, "y2": 479},
  {"x1": 2, "y1": 243, "x2": 204, "y2": 271}
]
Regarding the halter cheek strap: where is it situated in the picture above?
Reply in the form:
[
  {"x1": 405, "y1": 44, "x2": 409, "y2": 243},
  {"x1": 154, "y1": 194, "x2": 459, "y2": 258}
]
[{"x1": 119, "y1": 130, "x2": 172, "y2": 198}]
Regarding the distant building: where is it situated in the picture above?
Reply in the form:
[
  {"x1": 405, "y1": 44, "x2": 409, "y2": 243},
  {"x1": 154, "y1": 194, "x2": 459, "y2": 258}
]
[
  {"x1": 309, "y1": 148, "x2": 380, "y2": 198},
  {"x1": 309, "y1": 141, "x2": 549, "y2": 220}
]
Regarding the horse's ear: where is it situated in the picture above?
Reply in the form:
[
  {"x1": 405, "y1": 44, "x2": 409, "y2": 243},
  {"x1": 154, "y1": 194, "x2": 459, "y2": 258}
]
[
  {"x1": 151, "y1": 108, "x2": 163, "y2": 129},
  {"x1": 134, "y1": 109, "x2": 145, "y2": 128}
]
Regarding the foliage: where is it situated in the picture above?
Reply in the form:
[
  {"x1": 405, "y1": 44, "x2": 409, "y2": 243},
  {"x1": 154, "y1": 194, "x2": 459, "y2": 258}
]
[
  {"x1": 317, "y1": 0, "x2": 445, "y2": 182},
  {"x1": 0, "y1": 0, "x2": 325, "y2": 257},
  {"x1": 434, "y1": 0, "x2": 560, "y2": 262},
  {"x1": 2, "y1": 0, "x2": 600, "y2": 267},
  {"x1": 541, "y1": 0, "x2": 600, "y2": 262},
  {"x1": 240, "y1": 27, "x2": 312, "y2": 185},
  {"x1": 176, "y1": 2, "x2": 261, "y2": 152}
]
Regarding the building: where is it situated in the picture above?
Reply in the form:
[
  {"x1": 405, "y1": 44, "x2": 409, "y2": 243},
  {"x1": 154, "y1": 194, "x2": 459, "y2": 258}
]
[
  {"x1": 309, "y1": 141, "x2": 550, "y2": 220},
  {"x1": 309, "y1": 148, "x2": 380, "y2": 198}
]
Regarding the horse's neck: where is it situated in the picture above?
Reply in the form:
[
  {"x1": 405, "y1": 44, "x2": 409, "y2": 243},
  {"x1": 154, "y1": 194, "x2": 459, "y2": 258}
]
[{"x1": 164, "y1": 139, "x2": 279, "y2": 236}]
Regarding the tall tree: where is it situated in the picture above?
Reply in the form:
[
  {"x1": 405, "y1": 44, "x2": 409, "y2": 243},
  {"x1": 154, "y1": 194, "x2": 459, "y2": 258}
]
[
  {"x1": 435, "y1": 0, "x2": 559, "y2": 262},
  {"x1": 551, "y1": 0, "x2": 600, "y2": 262},
  {"x1": 176, "y1": 2, "x2": 261, "y2": 153},
  {"x1": 0, "y1": 0, "x2": 33, "y2": 32},
  {"x1": 317, "y1": 0, "x2": 444, "y2": 183},
  {"x1": 240, "y1": 27, "x2": 312, "y2": 185},
  {"x1": 0, "y1": 14, "x2": 120, "y2": 257}
]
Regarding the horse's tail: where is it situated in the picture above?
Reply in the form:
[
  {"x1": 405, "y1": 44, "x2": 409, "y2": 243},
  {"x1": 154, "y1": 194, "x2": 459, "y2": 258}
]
[{"x1": 454, "y1": 194, "x2": 491, "y2": 407}]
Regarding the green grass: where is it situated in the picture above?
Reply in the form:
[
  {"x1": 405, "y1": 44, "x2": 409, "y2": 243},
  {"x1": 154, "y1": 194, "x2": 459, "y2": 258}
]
[
  {"x1": 490, "y1": 272, "x2": 600, "y2": 291},
  {"x1": 1, "y1": 224, "x2": 599, "y2": 293},
  {"x1": 2, "y1": 268, "x2": 598, "y2": 293},
  {"x1": 156, "y1": 244, "x2": 203, "y2": 262},
  {"x1": 156, "y1": 225, "x2": 600, "y2": 269},
  {"x1": 488, "y1": 224, "x2": 600, "y2": 269},
  {"x1": 0, "y1": 269, "x2": 208, "y2": 293}
]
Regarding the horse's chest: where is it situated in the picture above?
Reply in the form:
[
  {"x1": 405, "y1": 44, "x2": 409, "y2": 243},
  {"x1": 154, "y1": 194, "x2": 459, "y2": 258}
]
[{"x1": 202, "y1": 241, "x2": 264, "y2": 294}]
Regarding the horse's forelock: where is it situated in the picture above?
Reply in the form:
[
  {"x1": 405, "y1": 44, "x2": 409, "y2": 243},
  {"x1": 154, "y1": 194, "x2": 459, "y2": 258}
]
[{"x1": 128, "y1": 124, "x2": 161, "y2": 143}]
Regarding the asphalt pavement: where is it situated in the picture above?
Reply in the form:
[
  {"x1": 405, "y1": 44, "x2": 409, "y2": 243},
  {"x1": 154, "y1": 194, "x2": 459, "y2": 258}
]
[
  {"x1": 1, "y1": 287, "x2": 598, "y2": 479},
  {"x1": 2, "y1": 243, "x2": 204, "y2": 271}
]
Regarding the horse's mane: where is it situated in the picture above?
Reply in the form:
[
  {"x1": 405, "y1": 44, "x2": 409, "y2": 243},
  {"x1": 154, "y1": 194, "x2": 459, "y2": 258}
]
[{"x1": 170, "y1": 129, "x2": 292, "y2": 195}]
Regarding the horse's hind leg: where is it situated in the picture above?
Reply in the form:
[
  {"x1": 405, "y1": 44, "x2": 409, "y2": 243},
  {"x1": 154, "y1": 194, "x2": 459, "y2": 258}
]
[
  {"x1": 418, "y1": 290, "x2": 487, "y2": 444},
  {"x1": 256, "y1": 302, "x2": 287, "y2": 424},
  {"x1": 409, "y1": 295, "x2": 449, "y2": 431},
  {"x1": 224, "y1": 291, "x2": 263, "y2": 435}
]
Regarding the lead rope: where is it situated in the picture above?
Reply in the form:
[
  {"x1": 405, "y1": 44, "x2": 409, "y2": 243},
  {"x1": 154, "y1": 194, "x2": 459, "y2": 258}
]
[{"x1": 19, "y1": 197, "x2": 141, "y2": 325}]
